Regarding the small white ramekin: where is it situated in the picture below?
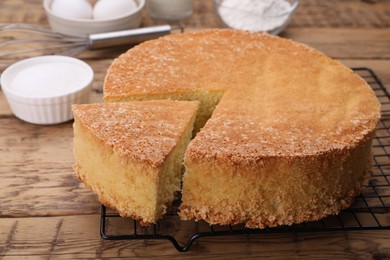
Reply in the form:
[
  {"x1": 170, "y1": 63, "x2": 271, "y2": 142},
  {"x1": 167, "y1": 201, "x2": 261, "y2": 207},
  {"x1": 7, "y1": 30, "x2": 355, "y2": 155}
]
[
  {"x1": 43, "y1": 0, "x2": 145, "y2": 36},
  {"x1": 1, "y1": 55, "x2": 93, "y2": 125}
]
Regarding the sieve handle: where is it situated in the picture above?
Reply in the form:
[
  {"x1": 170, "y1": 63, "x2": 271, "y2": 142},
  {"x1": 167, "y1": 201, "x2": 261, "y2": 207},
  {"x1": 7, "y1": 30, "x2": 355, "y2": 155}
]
[{"x1": 87, "y1": 25, "x2": 183, "y2": 49}]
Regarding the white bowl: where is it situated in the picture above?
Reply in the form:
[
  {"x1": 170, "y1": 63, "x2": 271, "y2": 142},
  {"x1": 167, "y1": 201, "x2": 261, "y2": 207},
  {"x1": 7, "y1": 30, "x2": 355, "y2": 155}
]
[
  {"x1": 213, "y1": 0, "x2": 299, "y2": 35},
  {"x1": 1, "y1": 55, "x2": 93, "y2": 125},
  {"x1": 43, "y1": 0, "x2": 145, "y2": 36}
]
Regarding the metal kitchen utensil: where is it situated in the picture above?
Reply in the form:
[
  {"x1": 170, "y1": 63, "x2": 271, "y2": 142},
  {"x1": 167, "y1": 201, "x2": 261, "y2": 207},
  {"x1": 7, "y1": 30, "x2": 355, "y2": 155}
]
[{"x1": 0, "y1": 23, "x2": 183, "y2": 69}]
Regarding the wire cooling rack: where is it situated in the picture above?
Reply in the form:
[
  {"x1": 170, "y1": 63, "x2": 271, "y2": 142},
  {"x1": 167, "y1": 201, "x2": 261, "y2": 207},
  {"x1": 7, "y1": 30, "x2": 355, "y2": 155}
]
[{"x1": 100, "y1": 67, "x2": 390, "y2": 252}]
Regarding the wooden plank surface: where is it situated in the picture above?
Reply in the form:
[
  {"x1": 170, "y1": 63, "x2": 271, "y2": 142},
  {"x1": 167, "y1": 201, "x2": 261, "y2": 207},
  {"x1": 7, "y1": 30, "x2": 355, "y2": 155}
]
[
  {"x1": 1, "y1": 0, "x2": 390, "y2": 258},
  {"x1": 1, "y1": 215, "x2": 390, "y2": 259}
]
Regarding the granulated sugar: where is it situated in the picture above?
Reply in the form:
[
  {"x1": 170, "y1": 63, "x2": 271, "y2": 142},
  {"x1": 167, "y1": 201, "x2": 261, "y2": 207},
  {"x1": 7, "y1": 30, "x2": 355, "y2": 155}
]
[
  {"x1": 217, "y1": 0, "x2": 292, "y2": 33},
  {"x1": 8, "y1": 60, "x2": 91, "y2": 98}
]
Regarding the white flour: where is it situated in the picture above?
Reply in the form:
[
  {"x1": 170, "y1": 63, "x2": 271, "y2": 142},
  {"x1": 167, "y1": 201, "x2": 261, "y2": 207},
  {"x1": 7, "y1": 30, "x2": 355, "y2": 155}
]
[{"x1": 217, "y1": 0, "x2": 292, "y2": 33}]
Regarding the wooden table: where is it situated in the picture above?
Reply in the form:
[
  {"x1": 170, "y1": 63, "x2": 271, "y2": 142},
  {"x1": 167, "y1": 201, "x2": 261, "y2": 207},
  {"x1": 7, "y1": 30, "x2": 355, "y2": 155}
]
[{"x1": 1, "y1": 0, "x2": 389, "y2": 258}]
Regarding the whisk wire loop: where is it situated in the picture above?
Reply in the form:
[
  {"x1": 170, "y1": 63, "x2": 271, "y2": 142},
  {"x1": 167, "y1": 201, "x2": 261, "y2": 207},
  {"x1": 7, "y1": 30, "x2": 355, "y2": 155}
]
[{"x1": 0, "y1": 23, "x2": 178, "y2": 71}]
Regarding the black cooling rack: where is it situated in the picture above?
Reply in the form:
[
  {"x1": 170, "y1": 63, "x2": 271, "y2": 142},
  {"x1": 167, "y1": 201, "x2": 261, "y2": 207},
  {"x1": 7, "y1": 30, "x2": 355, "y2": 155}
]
[{"x1": 100, "y1": 67, "x2": 390, "y2": 252}]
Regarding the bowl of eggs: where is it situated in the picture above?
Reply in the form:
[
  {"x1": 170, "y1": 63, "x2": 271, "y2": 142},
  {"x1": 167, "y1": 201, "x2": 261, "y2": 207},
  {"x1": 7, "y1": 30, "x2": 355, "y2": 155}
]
[{"x1": 43, "y1": 0, "x2": 145, "y2": 36}]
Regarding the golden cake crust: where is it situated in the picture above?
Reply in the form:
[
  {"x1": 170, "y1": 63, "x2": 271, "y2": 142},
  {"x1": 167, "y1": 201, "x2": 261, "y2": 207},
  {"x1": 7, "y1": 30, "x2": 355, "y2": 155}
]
[
  {"x1": 104, "y1": 29, "x2": 251, "y2": 100},
  {"x1": 185, "y1": 65, "x2": 380, "y2": 162},
  {"x1": 180, "y1": 143, "x2": 374, "y2": 228}
]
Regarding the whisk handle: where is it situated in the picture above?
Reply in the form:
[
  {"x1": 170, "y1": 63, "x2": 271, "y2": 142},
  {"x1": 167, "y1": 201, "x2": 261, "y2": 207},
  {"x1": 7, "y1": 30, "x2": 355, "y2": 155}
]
[{"x1": 87, "y1": 25, "x2": 180, "y2": 49}]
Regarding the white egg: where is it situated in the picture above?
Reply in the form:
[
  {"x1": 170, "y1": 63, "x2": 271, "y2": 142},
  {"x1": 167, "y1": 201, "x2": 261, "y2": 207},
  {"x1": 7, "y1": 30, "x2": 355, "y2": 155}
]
[
  {"x1": 51, "y1": 0, "x2": 93, "y2": 19},
  {"x1": 93, "y1": 0, "x2": 138, "y2": 20}
]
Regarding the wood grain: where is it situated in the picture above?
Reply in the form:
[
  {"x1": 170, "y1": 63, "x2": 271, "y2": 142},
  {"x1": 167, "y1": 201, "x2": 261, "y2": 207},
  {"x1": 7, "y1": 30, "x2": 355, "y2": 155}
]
[
  {"x1": 0, "y1": 118, "x2": 100, "y2": 217},
  {"x1": 289, "y1": 0, "x2": 390, "y2": 28},
  {"x1": 283, "y1": 28, "x2": 390, "y2": 59},
  {"x1": 0, "y1": 215, "x2": 389, "y2": 258}
]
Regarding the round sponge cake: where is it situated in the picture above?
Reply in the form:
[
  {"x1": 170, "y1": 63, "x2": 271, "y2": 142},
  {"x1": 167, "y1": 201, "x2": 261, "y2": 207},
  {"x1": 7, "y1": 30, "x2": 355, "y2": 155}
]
[{"x1": 103, "y1": 29, "x2": 381, "y2": 228}]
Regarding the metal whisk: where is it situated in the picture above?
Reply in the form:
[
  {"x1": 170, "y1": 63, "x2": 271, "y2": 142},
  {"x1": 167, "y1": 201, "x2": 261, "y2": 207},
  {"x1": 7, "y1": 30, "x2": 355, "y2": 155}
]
[{"x1": 0, "y1": 23, "x2": 183, "y2": 70}]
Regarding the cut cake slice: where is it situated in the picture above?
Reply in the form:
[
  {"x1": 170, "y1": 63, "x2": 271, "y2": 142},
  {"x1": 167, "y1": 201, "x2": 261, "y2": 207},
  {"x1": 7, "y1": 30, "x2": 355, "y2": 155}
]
[{"x1": 72, "y1": 100, "x2": 199, "y2": 225}]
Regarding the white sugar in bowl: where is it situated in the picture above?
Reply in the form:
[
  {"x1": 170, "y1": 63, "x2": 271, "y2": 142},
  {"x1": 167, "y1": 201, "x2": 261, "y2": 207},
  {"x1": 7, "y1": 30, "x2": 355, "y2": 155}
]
[{"x1": 1, "y1": 56, "x2": 93, "y2": 125}]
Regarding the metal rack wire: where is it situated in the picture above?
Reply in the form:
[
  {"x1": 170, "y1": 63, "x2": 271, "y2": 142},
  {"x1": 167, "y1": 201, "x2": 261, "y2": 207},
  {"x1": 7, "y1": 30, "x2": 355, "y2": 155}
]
[{"x1": 100, "y1": 67, "x2": 390, "y2": 252}]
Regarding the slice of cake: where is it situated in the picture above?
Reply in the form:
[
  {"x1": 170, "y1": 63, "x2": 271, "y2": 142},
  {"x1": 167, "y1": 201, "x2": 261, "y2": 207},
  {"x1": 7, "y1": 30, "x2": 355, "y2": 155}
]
[{"x1": 72, "y1": 100, "x2": 199, "y2": 225}]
